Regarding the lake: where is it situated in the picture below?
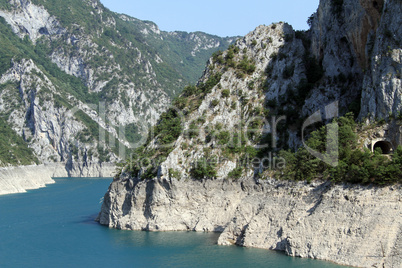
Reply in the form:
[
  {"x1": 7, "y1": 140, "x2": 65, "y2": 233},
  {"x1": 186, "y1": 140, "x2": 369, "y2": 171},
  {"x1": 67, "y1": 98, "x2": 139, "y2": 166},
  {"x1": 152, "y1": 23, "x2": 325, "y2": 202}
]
[{"x1": 0, "y1": 178, "x2": 348, "y2": 267}]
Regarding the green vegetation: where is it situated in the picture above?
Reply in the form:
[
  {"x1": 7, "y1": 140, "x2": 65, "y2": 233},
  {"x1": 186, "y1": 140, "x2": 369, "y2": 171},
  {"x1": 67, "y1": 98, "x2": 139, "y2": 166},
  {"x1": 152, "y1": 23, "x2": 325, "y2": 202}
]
[
  {"x1": 211, "y1": 99, "x2": 220, "y2": 107},
  {"x1": 237, "y1": 55, "x2": 256, "y2": 75},
  {"x1": 0, "y1": 117, "x2": 39, "y2": 166},
  {"x1": 173, "y1": 73, "x2": 222, "y2": 113},
  {"x1": 191, "y1": 157, "x2": 217, "y2": 179},
  {"x1": 277, "y1": 113, "x2": 402, "y2": 185},
  {"x1": 217, "y1": 131, "x2": 230, "y2": 145},
  {"x1": 122, "y1": 123, "x2": 142, "y2": 144},
  {"x1": 168, "y1": 168, "x2": 181, "y2": 180},
  {"x1": 212, "y1": 45, "x2": 255, "y2": 76},
  {"x1": 221, "y1": 89, "x2": 230, "y2": 98},
  {"x1": 227, "y1": 166, "x2": 243, "y2": 180},
  {"x1": 97, "y1": 145, "x2": 111, "y2": 163},
  {"x1": 188, "y1": 121, "x2": 200, "y2": 139},
  {"x1": 154, "y1": 108, "x2": 183, "y2": 145}
]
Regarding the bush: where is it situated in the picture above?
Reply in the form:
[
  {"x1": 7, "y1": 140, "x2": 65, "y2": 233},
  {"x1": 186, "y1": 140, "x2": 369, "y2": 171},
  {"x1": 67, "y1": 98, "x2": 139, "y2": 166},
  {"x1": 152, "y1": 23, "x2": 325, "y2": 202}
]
[
  {"x1": 198, "y1": 73, "x2": 222, "y2": 94},
  {"x1": 237, "y1": 56, "x2": 256, "y2": 74},
  {"x1": 270, "y1": 52, "x2": 278, "y2": 61},
  {"x1": 276, "y1": 113, "x2": 402, "y2": 185},
  {"x1": 217, "y1": 131, "x2": 230, "y2": 145},
  {"x1": 307, "y1": 14, "x2": 315, "y2": 27},
  {"x1": 168, "y1": 168, "x2": 181, "y2": 180},
  {"x1": 155, "y1": 108, "x2": 183, "y2": 145},
  {"x1": 191, "y1": 157, "x2": 217, "y2": 179},
  {"x1": 182, "y1": 85, "x2": 198, "y2": 96},
  {"x1": 211, "y1": 99, "x2": 220, "y2": 107},
  {"x1": 188, "y1": 121, "x2": 199, "y2": 139},
  {"x1": 212, "y1": 50, "x2": 223, "y2": 63},
  {"x1": 227, "y1": 167, "x2": 243, "y2": 179},
  {"x1": 221, "y1": 89, "x2": 230, "y2": 98}
]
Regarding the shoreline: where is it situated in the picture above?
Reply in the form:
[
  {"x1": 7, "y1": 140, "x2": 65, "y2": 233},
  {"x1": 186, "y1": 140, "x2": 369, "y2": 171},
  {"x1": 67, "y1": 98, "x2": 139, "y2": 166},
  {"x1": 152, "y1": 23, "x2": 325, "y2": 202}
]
[
  {"x1": 98, "y1": 176, "x2": 402, "y2": 268},
  {"x1": 0, "y1": 162, "x2": 116, "y2": 196}
]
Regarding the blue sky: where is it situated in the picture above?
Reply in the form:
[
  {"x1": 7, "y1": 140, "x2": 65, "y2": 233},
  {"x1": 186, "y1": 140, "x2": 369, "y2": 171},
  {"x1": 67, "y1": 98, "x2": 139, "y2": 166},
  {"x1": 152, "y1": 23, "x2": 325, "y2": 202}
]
[{"x1": 100, "y1": 0, "x2": 320, "y2": 37}]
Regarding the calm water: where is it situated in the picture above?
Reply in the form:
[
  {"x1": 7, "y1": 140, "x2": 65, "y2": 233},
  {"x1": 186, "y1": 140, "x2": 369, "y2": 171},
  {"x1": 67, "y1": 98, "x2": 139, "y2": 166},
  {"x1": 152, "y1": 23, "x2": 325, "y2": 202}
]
[{"x1": 0, "y1": 178, "x2": 348, "y2": 267}]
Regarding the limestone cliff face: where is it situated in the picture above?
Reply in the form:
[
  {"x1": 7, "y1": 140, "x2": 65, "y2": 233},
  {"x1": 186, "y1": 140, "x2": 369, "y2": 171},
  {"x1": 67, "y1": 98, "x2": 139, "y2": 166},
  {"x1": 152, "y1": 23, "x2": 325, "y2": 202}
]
[
  {"x1": 0, "y1": 0, "x2": 234, "y2": 127},
  {"x1": 0, "y1": 0, "x2": 234, "y2": 170},
  {"x1": 309, "y1": 0, "x2": 401, "y2": 120},
  {"x1": 98, "y1": 0, "x2": 401, "y2": 267},
  {"x1": 0, "y1": 58, "x2": 120, "y2": 174},
  {"x1": 0, "y1": 162, "x2": 115, "y2": 195},
  {"x1": 359, "y1": 0, "x2": 402, "y2": 120},
  {"x1": 98, "y1": 176, "x2": 402, "y2": 268}
]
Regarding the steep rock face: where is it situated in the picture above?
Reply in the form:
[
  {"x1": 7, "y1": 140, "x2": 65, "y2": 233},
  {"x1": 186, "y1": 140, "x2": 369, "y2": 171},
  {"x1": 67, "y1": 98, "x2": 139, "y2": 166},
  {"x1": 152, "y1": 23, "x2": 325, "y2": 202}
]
[
  {"x1": 0, "y1": 0, "x2": 235, "y2": 127},
  {"x1": 310, "y1": 0, "x2": 384, "y2": 75},
  {"x1": 98, "y1": 0, "x2": 401, "y2": 267},
  {"x1": 0, "y1": 0, "x2": 65, "y2": 43},
  {"x1": 0, "y1": 162, "x2": 115, "y2": 195},
  {"x1": 309, "y1": 0, "x2": 401, "y2": 121},
  {"x1": 98, "y1": 176, "x2": 402, "y2": 268},
  {"x1": 0, "y1": 0, "x2": 234, "y2": 168},
  {"x1": 155, "y1": 23, "x2": 305, "y2": 180},
  {"x1": 359, "y1": 0, "x2": 402, "y2": 120},
  {"x1": 0, "y1": 58, "x2": 119, "y2": 173}
]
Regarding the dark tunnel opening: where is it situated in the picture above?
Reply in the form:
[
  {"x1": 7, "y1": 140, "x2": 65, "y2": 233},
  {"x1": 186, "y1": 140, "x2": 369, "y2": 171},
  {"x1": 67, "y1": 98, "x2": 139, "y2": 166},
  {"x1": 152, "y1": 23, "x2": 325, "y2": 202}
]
[{"x1": 373, "y1": 141, "x2": 393, "y2": 154}]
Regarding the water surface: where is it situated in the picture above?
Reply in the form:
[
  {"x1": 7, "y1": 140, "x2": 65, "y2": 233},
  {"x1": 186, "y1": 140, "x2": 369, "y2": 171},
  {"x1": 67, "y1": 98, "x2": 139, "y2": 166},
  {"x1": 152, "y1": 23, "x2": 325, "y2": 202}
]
[{"x1": 0, "y1": 178, "x2": 348, "y2": 267}]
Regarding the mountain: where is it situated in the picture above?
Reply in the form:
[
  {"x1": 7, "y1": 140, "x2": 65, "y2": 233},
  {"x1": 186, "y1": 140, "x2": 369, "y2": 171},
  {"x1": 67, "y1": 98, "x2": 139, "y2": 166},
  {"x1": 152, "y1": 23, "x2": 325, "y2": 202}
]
[
  {"x1": 0, "y1": 0, "x2": 235, "y2": 172},
  {"x1": 98, "y1": 0, "x2": 402, "y2": 267}
]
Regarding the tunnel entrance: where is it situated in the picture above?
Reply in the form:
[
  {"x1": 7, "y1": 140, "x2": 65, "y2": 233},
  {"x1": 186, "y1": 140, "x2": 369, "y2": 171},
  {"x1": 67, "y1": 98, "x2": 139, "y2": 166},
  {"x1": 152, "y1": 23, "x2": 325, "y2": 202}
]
[{"x1": 373, "y1": 141, "x2": 393, "y2": 154}]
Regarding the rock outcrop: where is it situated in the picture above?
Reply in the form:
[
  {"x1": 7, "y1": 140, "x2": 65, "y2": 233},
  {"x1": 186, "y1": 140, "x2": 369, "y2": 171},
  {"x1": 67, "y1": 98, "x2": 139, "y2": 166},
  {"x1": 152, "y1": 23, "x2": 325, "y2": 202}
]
[
  {"x1": 98, "y1": 1, "x2": 402, "y2": 267},
  {"x1": 0, "y1": 0, "x2": 235, "y2": 169},
  {"x1": 0, "y1": 58, "x2": 120, "y2": 172},
  {"x1": 0, "y1": 162, "x2": 115, "y2": 195},
  {"x1": 359, "y1": 0, "x2": 402, "y2": 120},
  {"x1": 98, "y1": 176, "x2": 402, "y2": 268}
]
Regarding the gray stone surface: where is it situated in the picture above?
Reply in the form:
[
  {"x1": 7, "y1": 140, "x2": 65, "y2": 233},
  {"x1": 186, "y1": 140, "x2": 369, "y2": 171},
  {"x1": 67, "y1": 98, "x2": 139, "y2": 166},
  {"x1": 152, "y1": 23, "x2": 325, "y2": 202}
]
[
  {"x1": 98, "y1": 1, "x2": 402, "y2": 267},
  {"x1": 0, "y1": 164, "x2": 57, "y2": 195},
  {"x1": 0, "y1": 162, "x2": 115, "y2": 195},
  {"x1": 98, "y1": 176, "x2": 401, "y2": 268}
]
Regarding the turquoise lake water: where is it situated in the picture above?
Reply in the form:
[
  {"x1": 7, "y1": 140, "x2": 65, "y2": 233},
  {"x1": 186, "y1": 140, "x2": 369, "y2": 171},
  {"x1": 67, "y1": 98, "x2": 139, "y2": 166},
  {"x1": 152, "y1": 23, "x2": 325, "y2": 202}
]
[{"x1": 0, "y1": 178, "x2": 348, "y2": 267}]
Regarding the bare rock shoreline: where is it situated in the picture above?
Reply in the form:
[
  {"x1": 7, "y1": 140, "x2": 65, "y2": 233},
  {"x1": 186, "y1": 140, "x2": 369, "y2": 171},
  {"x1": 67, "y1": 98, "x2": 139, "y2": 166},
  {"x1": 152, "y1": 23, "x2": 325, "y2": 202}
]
[
  {"x1": 98, "y1": 175, "x2": 402, "y2": 268},
  {"x1": 0, "y1": 162, "x2": 115, "y2": 195}
]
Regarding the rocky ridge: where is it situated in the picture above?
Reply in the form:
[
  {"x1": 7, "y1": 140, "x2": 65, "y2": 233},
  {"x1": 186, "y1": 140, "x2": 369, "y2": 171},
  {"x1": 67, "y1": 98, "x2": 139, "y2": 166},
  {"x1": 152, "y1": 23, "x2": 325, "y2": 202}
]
[
  {"x1": 0, "y1": 0, "x2": 234, "y2": 172},
  {"x1": 98, "y1": 0, "x2": 402, "y2": 267},
  {"x1": 0, "y1": 58, "x2": 121, "y2": 169}
]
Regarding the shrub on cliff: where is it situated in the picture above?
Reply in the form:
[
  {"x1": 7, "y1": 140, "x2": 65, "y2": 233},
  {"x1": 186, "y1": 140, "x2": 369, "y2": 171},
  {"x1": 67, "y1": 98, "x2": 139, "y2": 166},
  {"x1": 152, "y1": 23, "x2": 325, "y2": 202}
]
[
  {"x1": 191, "y1": 157, "x2": 217, "y2": 179},
  {"x1": 277, "y1": 113, "x2": 402, "y2": 185}
]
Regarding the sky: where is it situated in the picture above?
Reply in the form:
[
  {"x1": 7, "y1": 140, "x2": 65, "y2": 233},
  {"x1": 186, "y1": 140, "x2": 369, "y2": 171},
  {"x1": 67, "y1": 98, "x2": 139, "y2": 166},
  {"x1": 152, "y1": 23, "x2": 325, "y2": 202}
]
[{"x1": 100, "y1": 0, "x2": 320, "y2": 37}]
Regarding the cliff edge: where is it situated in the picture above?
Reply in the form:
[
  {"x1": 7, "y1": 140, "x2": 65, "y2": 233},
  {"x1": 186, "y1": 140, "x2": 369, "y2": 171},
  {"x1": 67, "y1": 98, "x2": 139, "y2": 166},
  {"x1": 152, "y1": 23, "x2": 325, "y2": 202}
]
[
  {"x1": 98, "y1": 176, "x2": 401, "y2": 268},
  {"x1": 98, "y1": 0, "x2": 402, "y2": 267},
  {"x1": 0, "y1": 162, "x2": 115, "y2": 195}
]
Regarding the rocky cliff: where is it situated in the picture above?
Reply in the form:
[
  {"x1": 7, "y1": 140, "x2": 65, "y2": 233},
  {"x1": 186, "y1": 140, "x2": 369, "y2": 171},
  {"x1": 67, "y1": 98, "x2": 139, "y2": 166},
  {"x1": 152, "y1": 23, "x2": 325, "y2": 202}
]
[
  {"x1": 0, "y1": 0, "x2": 234, "y2": 172},
  {"x1": 0, "y1": 162, "x2": 115, "y2": 195},
  {"x1": 98, "y1": 0, "x2": 402, "y2": 267},
  {"x1": 98, "y1": 176, "x2": 401, "y2": 268}
]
